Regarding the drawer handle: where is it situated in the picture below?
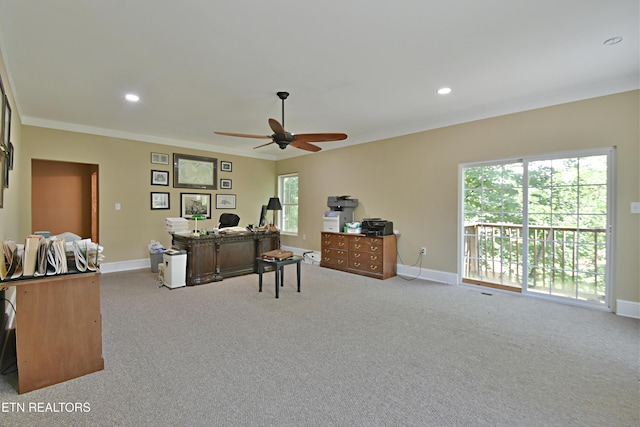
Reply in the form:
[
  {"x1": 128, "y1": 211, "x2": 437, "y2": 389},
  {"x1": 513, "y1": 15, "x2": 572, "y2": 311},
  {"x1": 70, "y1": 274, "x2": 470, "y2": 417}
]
[
  {"x1": 355, "y1": 244, "x2": 361, "y2": 249},
  {"x1": 323, "y1": 249, "x2": 330, "y2": 253},
  {"x1": 370, "y1": 246, "x2": 378, "y2": 251},
  {"x1": 354, "y1": 262, "x2": 361, "y2": 267},
  {"x1": 370, "y1": 255, "x2": 378, "y2": 261},
  {"x1": 354, "y1": 253, "x2": 361, "y2": 259},
  {"x1": 323, "y1": 257, "x2": 330, "y2": 261},
  {"x1": 338, "y1": 242, "x2": 345, "y2": 247},
  {"x1": 370, "y1": 265, "x2": 379, "y2": 271},
  {"x1": 338, "y1": 260, "x2": 344, "y2": 264}
]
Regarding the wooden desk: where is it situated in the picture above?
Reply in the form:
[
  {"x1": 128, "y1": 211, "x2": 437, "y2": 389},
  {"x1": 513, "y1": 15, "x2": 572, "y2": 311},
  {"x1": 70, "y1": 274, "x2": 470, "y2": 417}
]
[
  {"x1": 11, "y1": 272, "x2": 104, "y2": 394},
  {"x1": 172, "y1": 231, "x2": 280, "y2": 286}
]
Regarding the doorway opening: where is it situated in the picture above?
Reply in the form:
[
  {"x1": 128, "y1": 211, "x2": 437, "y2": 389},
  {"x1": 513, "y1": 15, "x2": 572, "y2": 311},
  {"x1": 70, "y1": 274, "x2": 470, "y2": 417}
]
[{"x1": 31, "y1": 159, "x2": 99, "y2": 243}]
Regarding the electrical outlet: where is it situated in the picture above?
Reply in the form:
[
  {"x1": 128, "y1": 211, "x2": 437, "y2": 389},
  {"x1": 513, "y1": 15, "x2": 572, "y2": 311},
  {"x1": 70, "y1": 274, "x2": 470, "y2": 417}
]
[{"x1": 420, "y1": 247, "x2": 427, "y2": 256}]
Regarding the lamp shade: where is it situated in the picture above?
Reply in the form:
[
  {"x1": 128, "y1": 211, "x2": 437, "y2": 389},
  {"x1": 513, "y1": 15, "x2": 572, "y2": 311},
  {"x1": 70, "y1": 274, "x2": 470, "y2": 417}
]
[{"x1": 267, "y1": 197, "x2": 282, "y2": 211}]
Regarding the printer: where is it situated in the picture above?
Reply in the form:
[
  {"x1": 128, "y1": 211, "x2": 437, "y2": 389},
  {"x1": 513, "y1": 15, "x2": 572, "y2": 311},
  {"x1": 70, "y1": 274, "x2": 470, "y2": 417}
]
[
  {"x1": 323, "y1": 196, "x2": 358, "y2": 232},
  {"x1": 361, "y1": 218, "x2": 394, "y2": 236}
]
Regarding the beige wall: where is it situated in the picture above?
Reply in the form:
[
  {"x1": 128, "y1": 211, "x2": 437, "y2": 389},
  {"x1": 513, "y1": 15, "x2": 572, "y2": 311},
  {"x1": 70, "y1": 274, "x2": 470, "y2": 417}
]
[
  {"x1": 19, "y1": 126, "x2": 277, "y2": 262},
  {"x1": 277, "y1": 91, "x2": 640, "y2": 305}
]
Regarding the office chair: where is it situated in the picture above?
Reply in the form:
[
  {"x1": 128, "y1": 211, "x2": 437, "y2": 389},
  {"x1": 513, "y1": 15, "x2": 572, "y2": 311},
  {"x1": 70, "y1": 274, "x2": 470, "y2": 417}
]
[{"x1": 218, "y1": 213, "x2": 240, "y2": 229}]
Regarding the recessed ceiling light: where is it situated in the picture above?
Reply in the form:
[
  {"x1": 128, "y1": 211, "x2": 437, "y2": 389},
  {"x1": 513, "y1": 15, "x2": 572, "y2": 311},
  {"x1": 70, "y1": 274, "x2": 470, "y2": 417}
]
[
  {"x1": 603, "y1": 36, "x2": 623, "y2": 46},
  {"x1": 125, "y1": 93, "x2": 140, "y2": 102},
  {"x1": 437, "y1": 87, "x2": 452, "y2": 95}
]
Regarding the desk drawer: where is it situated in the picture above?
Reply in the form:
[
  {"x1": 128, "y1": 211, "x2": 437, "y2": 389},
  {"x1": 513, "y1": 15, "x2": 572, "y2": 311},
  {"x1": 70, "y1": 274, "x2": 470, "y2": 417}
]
[
  {"x1": 349, "y1": 240, "x2": 383, "y2": 254},
  {"x1": 349, "y1": 251, "x2": 382, "y2": 264},
  {"x1": 321, "y1": 248, "x2": 348, "y2": 267},
  {"x1": 322, "y1": 233, "x2": 348, "y2": 249},
  {"x1": 349, "y1": 259, "x2": 383, "y2": 275}
]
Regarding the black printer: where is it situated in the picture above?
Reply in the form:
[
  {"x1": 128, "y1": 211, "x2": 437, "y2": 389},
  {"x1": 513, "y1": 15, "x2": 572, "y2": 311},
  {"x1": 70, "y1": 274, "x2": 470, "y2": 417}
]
[{"x1": 361, "y1": 218, "x2": 394, "y2": 236}]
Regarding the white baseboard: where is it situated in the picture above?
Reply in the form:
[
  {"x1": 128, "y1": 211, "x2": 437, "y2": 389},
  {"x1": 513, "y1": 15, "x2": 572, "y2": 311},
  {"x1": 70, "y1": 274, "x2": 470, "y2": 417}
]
[
  {"x1": 100, "y1": 258, "x2": 150, "y2": 273},
  {"x1": 397, "y1": 264, "x2": 458, "y2": 284},
  {"x1": 616, "y1": 299, "x2": 640, "y2": 319}
]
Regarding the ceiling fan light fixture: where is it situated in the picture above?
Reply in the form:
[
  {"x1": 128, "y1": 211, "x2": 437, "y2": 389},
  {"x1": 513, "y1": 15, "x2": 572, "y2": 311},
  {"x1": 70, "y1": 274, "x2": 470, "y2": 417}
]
[
  {"x1": 214, "y1": 92, "x2": 347, "y2": 152},
  {"x1": 437, "y1": 87, "x2": 452, "y2": 95}
]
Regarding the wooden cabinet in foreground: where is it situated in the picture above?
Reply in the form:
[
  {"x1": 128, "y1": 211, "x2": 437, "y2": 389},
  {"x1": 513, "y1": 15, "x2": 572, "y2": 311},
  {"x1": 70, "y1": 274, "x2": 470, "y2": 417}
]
[
  {"x1": 12, "y1": 272, "x2": 104, "y2": 394},
  {"x1": 320, "y1": 232, "x2": 397, "y2": 279}
]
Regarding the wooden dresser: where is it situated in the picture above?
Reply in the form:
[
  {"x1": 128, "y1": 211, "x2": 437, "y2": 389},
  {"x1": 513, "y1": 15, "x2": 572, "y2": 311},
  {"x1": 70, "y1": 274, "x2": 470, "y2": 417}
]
[{"x1": 320, "y1": 232, "x2": 397, "y2": 279}]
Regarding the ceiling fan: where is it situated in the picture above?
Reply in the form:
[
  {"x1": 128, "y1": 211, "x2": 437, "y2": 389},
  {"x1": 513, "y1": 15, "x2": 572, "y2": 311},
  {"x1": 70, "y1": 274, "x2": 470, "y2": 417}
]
[{"x1": 214, "y1": 91, "x2": 347, "y2": 152}]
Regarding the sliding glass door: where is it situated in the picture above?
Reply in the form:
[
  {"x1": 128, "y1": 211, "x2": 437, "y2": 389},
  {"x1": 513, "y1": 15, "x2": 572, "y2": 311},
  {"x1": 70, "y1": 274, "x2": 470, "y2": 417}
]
[{"x1": 461, "y1": 149, "x2": 613, "y2": 307}]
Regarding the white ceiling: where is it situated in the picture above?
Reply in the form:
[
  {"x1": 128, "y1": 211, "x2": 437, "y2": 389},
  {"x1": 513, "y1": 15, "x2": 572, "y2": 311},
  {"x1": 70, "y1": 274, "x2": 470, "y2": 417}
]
[{"x1": 0, "y1": 1, "x2": 637, "y2": 160}]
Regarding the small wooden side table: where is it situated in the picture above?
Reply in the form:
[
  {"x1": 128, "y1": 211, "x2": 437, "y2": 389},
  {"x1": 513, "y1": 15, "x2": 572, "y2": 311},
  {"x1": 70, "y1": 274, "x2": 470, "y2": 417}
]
[{"x1": 256, "y1": 256, "x2": 302, "y2": 298}]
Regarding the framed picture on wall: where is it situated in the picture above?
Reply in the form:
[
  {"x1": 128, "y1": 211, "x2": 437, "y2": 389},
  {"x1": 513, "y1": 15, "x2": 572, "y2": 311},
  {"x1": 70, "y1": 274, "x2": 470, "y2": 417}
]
[
  {"x1": 220, "y1": 178, "x2": 232, "y2": 189},
  {"x1": 173, "y1": 153, "x2": 217, "y2": 190},
  {"x1": 8, "y1": 142, "x2": 13, "y2": 170},
  {"x1": 150, "y1": 192, "x2": 170, "y2": 210},
  {"x1": 3, "y1": 96, "x2": 10, "y2": 149},
  {"x1": 151, "y1": 170, "x2": 169, "y2": 186},
  {"x1": 220, "y1": 161, "x2": 232, "y2": 172},
  {"x1": 216, "y1": 194, "x2": 236, "y2": 209},
  {"x1": 151, "y1": 152, "x2": 169, "y2": 165},
  {"x1": 180, "y1": 193, "x2": 212, "y2": 219},
  {"x1": 3, "y1": 152, "x2": 8, "y2": 188},
  {"x1": 0, "y1": 75, "x2": 5, "y2": 150},
  {"x1": 0, "y1": 154, "x2": 4, "y2": 207}
]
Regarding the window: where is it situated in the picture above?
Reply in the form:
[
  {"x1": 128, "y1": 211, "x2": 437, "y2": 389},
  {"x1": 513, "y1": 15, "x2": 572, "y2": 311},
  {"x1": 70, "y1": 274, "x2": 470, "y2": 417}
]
[{"x1": 278, "y1": 173, "x2": 298, "y2": 234}]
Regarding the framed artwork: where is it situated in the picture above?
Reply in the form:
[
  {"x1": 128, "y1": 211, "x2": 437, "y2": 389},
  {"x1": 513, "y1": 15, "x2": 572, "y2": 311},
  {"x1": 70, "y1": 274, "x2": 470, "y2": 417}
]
[
  {"x1": 0, "y1": 75, "x2": 5, "y2": 150},
  {"x1": 3, "y1": 96, "x2": 10, "y2": 149},
  {"x1": 2, "y1": 152, "x2": 7, "y2": 188},
  {"x1": 216, "y1": 194, "x2": 236, "y2": 209},
  {"x1": 151, "y1": 192, "x2": 170, "y2": 210},
  {"x1": 7, "y1": 142, "x2": 13, "y2": 170},
  {"x1": 151, "y1": 152, "x2": 169, "y2": 165},
  {"x1": 173, "y1": 153, "x2": 217, "y2": 189},
  {"x1": 220, "y1": 161, "x2": 232, "y2": 172},
  {"x1": 151, "y1": 169, "x2": 169, "y2": 186},
  {"x1": 181, "y1": 193, "x2": 212, "y2": 219},
  {"x1": 220, "y1": 178, "x2": 232, "y2": 189},
  {"x1": 0, "y1": 153, "x2": 4, "y2": 207}
]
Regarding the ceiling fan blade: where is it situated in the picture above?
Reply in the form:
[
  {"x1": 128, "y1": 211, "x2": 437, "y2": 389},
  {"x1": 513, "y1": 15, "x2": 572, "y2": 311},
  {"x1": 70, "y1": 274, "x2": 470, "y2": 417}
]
[
  {"x1": 214, "y1": 131, "x2": 271, "y2": 139},
  {"x1": 253, "y1": 141, "x2": 275, "y2": 149},
  {"x1": 268, "y1": 118, "x2": 286, "y2": 137},
  {"x1": 290, "y1": 140, "x2": 322, "y2": 152},
  {"x1": 292, "y1": 133, "x2": 348, "y2": 143}
]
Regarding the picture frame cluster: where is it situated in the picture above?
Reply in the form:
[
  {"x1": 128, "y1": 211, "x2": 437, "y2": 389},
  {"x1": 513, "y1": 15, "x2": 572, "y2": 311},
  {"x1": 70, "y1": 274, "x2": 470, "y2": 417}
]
[{"x1": 149, "y1": 153, "x2": 236, "y2": 218}]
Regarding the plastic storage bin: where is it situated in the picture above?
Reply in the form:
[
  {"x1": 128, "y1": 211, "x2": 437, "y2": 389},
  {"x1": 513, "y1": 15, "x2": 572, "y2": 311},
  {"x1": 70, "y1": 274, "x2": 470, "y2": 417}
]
[{"x1": 150, "y1": 251, "x2": 164, "y2": 273}]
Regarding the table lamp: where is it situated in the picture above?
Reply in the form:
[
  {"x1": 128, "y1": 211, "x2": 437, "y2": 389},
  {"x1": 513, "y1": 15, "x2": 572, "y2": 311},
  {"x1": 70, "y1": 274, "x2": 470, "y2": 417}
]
[
  {"x1": 191, "y1": 214, "x2": 206, "y2": 236},
  {"x1": 266, "y1": 197, "x2": 282, "y2": 230}
]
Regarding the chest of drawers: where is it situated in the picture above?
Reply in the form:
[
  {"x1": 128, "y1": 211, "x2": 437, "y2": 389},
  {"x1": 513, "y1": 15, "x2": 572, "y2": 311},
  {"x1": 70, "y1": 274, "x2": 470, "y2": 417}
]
[{"x1": 320, "y1": 232, "x2": 397, "y2": 279}]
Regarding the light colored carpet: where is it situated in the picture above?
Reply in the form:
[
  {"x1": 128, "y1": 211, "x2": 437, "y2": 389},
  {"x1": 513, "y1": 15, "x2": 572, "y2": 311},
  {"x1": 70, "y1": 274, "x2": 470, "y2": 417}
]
[{"x1": 1, "y1": 263, "x2": 638, "y2": 426}]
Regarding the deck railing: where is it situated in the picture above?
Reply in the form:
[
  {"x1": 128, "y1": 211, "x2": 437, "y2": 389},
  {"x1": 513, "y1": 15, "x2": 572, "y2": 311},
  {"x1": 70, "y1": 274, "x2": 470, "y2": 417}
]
[{"x1": 464, "y1": 223, "x2": 606, "y2": 299}]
